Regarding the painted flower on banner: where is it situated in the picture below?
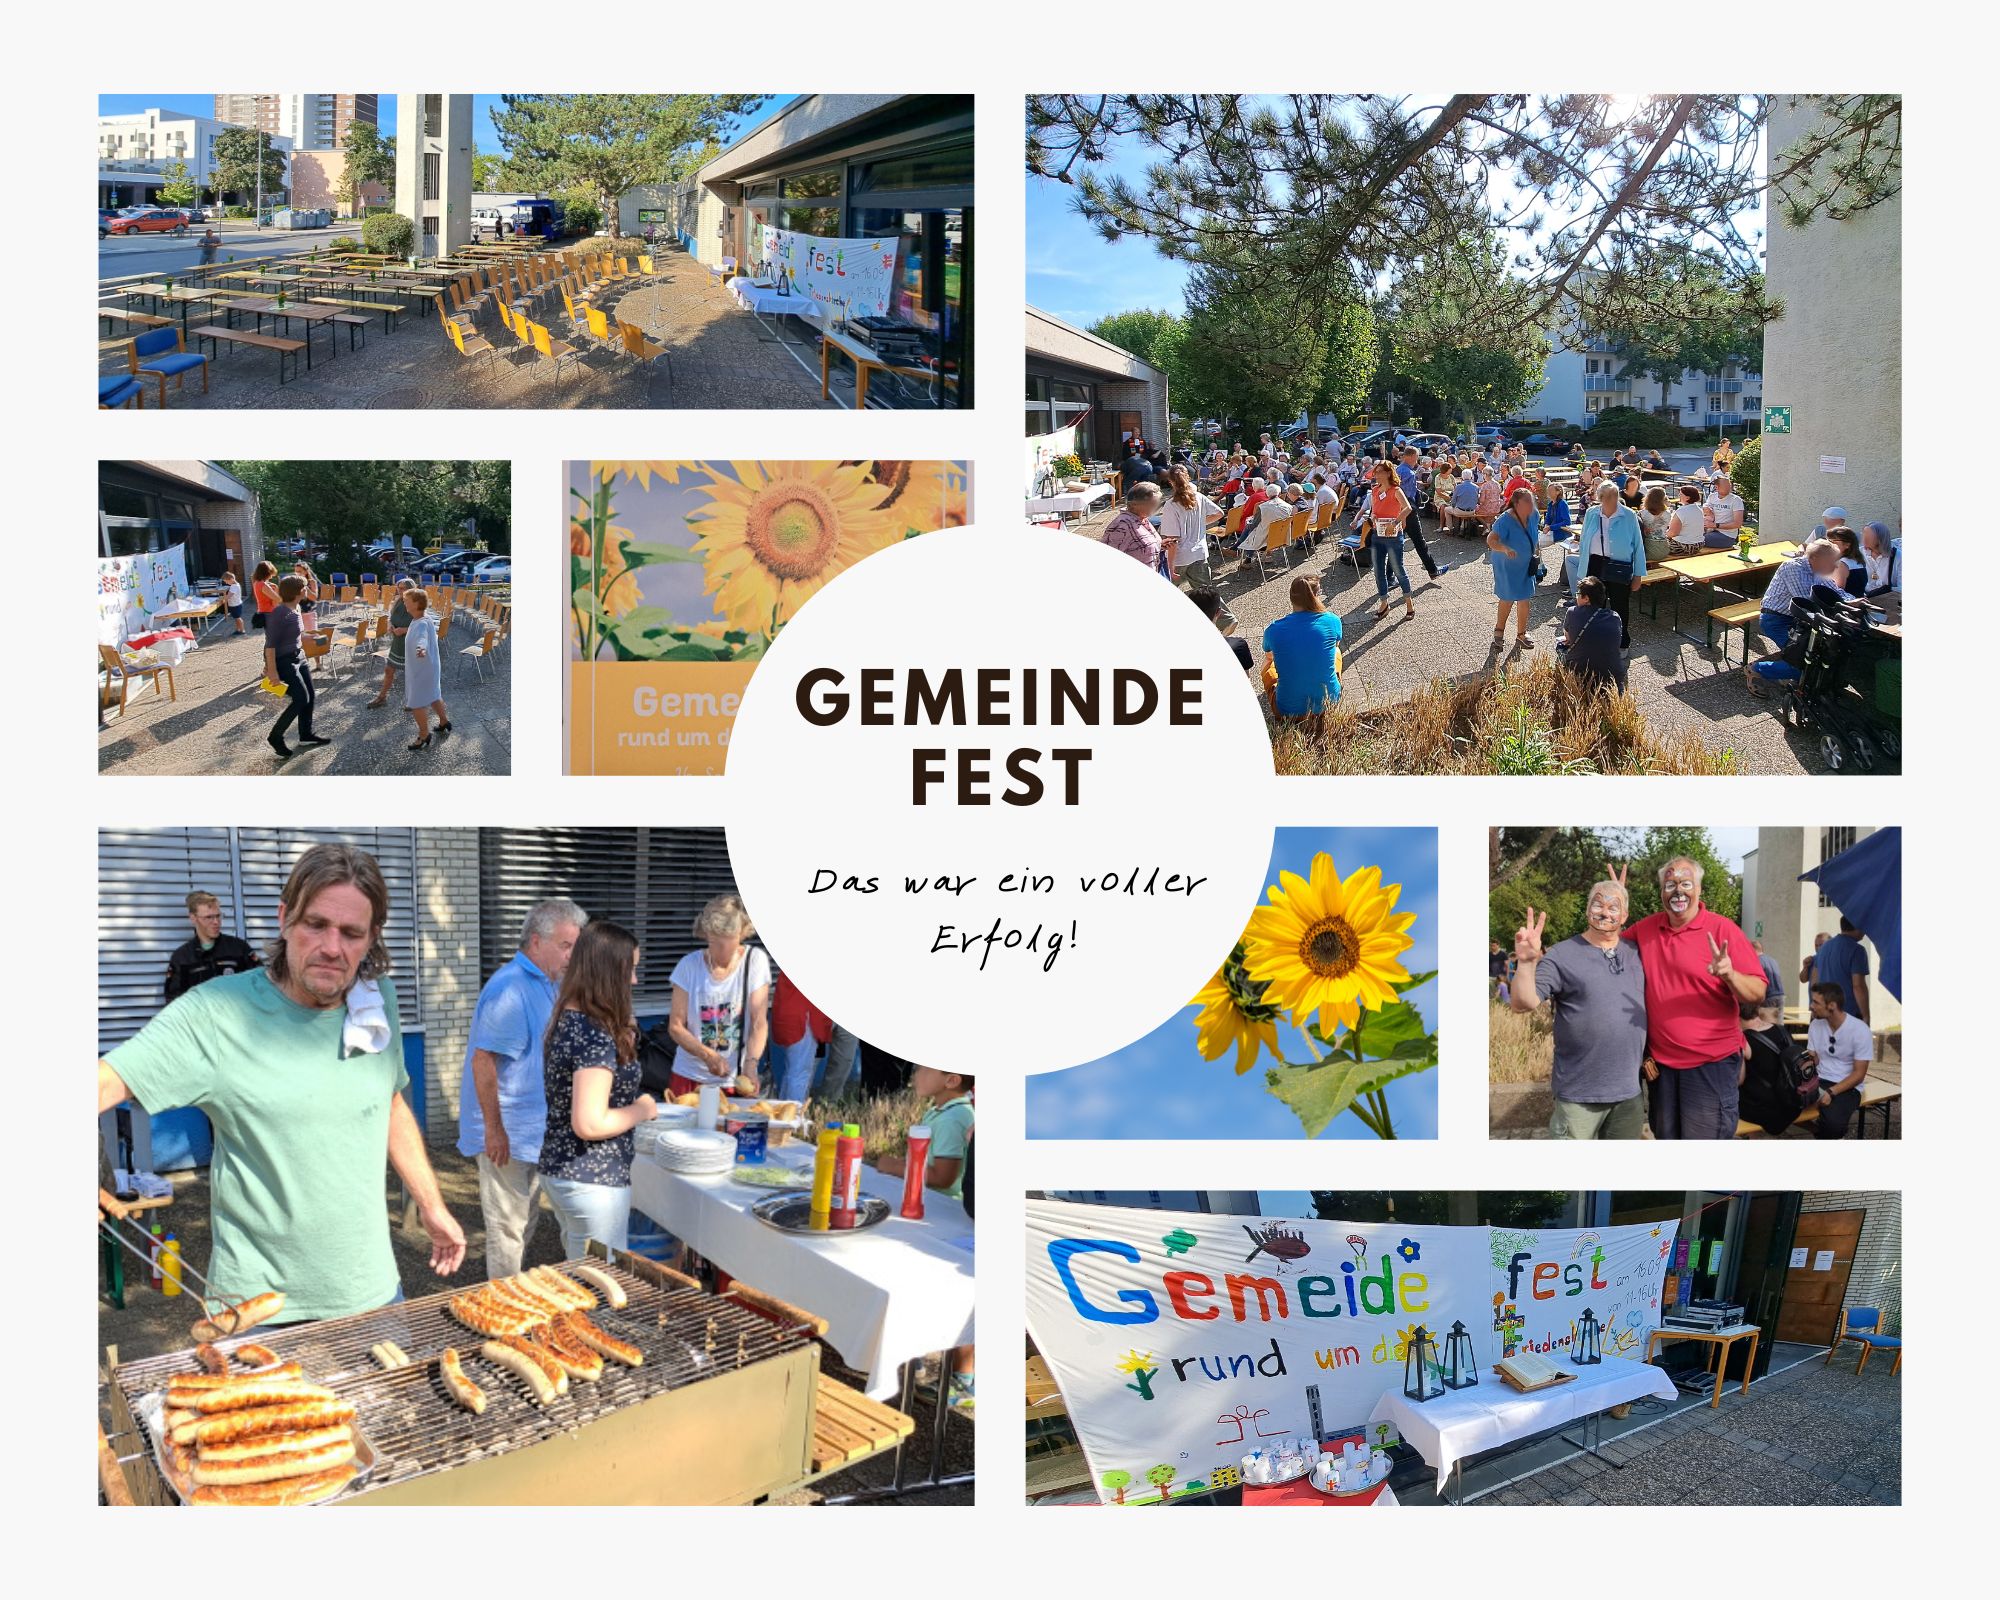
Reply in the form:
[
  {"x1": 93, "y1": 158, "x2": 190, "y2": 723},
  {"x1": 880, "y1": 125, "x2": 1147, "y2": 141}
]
[
  {"x1": 1392, "y1": 1323, "x2": 1427, "y2": 1361},
  {"x1": 1397, "y1": 1238, "x2": 1421, "y2": 1264},
  {"x1": 691, "y1": 459, "x2": 899, "y2": 632}
]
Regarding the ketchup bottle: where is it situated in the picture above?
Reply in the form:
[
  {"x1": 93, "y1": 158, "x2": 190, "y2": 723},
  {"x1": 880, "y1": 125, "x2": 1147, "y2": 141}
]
[
  {"x1": 899, "y1": 1124, "x2": 931, "y2": 1221},
  {"x1": 828, "y1": 1122, "x2": 864, "y2": 1231}
]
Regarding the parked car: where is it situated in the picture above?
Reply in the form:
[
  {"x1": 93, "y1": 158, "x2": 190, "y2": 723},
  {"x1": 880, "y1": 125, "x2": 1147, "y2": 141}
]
[
  {"x1": 181, "y1": 205, "x2": 208, "y2": 224},
  {"x1": 469, "y1": 556, "x2": 512, "y2": 583},
  {"x1": 106, "y1": 208, "x2": 190, "y2": 236},
  {"x1": 1519, "y1": 433, "x2": 1574, "y2": 456}
]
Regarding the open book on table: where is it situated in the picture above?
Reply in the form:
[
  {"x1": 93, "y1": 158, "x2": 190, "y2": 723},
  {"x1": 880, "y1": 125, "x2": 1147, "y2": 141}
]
[{"x1": 1493, "y1": 1350, "x2": 1578, "y2": 1392}]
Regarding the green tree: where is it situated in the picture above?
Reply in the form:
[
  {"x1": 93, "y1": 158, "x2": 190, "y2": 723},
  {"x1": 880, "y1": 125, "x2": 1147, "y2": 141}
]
[
  {"x1": 211, "y1": 129, "x2": 287, "y2": 206},
  {"x1": 554, "y1": 185, "x2": 603, "y2": 237},
  {"x1": 488, "y1": 94, "x2": 763, "y2": 238},
  {"x1": 1028, "y1": 95, "x2": 1900, "y2": 347},
  {"x1": 1602, "y1": 255, "x2": 1765, "y2": 414},
  {"x1": 471, "y1": 152, "x2": 507, "y2": 191},
  {"x1": 361, "y1": 211, "x2": 416, "y2": 258},
  {"x1": 156, "y1": 160, "x2": 197, "y2": 209},
  {"x1": 1487, "y1": 826, "x2": 1739, "y2": 944},
  {"x1": 220, "y1": 461, "x2": 510, "y2": 576},
  {"x1": 337, "y1": 123, "x2": 396, "y2": 215},
  {"x1": 1087, "y1": 307, "x2": 1181, "y2": 369},
  {"x1": 1172, "y1": 254, "x2": 1326, "y2": 437},
  {"x1": 1308, "y1": 300, "x2": 1378, "y2": 438}
]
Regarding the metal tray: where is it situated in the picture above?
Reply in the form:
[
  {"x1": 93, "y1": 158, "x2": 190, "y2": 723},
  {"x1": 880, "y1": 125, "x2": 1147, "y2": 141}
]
[
  {"x1": 137, "y1": 1386, "x2": 375, "y2": 1506},
  {"x1": 1307, "y1": 1461, "x2": 1392, "y2": 1499},
  {"x1": 750, "y1": 1193, "x2": 891, "y2": 1234}
]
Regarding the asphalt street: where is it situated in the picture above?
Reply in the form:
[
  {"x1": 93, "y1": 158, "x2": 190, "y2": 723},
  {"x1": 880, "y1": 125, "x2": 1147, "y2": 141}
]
[{"x1": 99, "y1": 219, "x2": 362, "y2": 280}]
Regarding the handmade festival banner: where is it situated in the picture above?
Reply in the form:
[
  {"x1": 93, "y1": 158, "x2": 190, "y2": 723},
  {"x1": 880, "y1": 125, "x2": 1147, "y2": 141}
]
[
  {"x1": 1025, "y1": 1199, "x2": 1676, "y2": 1504},
  {"x1": 1026, "y1": 421, "x2": 1082, "y2": 498},
  {"x1": 757, "y1": 228, "x2": 899, "y2": 319},
  {"x1": 96, "y1": 544, "x2": 190, "y2": 645}
]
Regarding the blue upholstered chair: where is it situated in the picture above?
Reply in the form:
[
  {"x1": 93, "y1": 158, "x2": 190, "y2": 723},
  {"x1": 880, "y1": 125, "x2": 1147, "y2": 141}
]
[
  {"x1": 98, "y1": 373, "x2": 143, "y2": 410},
  {"x1": 1826, "y1": 1306, "x2": 1901, "y2": 1375},
  {"x1": 125, "y1": 326, "x2": 210, "y2": 404}
]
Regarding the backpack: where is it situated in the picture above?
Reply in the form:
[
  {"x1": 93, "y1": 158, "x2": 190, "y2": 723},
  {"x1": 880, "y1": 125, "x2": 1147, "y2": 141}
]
[
  {"x1": 1452, "y1": 477, "x2": 1481, "y2": 513},
  {"x1": 635, "y1": 1019, "x2": 680, "y2": 1098},
  {"x1": 1739, "y1": 1023, "x2": 1818, "y2": 1136}
]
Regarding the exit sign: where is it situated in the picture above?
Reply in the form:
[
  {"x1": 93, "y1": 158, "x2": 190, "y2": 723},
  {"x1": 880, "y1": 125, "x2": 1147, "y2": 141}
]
[{"x1": 1764, "y1": 406, "x2": 1792, "y2": 434}]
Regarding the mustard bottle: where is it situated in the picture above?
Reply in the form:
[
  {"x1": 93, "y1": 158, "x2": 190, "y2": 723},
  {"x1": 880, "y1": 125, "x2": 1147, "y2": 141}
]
[
  {"x1": 160, "y1": 1235, "x2": 184, "y2": 1298},
  {"x1": 808, "y1": 1123, "x2": 841, "y2": 1231}
]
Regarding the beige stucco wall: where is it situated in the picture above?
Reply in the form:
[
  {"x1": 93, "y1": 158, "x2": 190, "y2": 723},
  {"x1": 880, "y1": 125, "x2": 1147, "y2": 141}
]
[{"x1": 1760, "y1": 97, "x2": 1902, "y2": 540}]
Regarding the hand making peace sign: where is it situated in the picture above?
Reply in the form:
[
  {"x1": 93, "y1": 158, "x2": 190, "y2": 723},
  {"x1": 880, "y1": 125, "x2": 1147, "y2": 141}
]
[
  {"x1": 1705, "y1": 931, "x2": 1734, "y2": 980},
  {"x1": 1515, "y1": 907, "x2": 1548, "y2": 964},
  {"x1": 1604, "y1": 860, "x2": 1629, "y2": 890}
]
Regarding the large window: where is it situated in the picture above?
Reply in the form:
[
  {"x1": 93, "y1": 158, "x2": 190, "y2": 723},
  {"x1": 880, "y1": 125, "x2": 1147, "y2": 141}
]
[{"x1": 853, "y1": 206, "x2": 968, "y2": 408}]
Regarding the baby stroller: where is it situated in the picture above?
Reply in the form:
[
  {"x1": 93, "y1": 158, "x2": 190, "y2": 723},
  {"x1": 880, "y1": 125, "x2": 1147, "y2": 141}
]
[{"x1": 1763, "y1": 590, "x2": 1901, "y2": 772}]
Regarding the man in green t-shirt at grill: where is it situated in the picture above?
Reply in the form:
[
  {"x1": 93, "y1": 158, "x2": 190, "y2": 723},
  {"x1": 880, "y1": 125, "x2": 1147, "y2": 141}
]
[{"x1": 98, "y1": 843, "x2": 466, "y2": 1323}]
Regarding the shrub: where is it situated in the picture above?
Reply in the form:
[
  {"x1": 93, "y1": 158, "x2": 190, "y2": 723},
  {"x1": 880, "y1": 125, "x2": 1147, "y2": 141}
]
[
  {"x1": 1581, "y1": 405, "x2": 1687, "y2": 448},
  {"x1": 361, "y1": 210, "x2": 416, "y2": 257},
  {"x1": 1730, "y1": 436, "x2": 1762, "y2": 515},
  {"x1": 557, "y1": 190, "x2": 603, "y2": 237}
]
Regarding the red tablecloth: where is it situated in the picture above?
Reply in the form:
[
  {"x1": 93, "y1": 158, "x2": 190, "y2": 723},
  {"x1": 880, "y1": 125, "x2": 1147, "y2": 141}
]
[
  {"x1": 125, "y1": 628, "x2": 195, "y2": 649},
  {"x1": 1241, "y1": 1475, "x2": 1389, "y2": 1507}
]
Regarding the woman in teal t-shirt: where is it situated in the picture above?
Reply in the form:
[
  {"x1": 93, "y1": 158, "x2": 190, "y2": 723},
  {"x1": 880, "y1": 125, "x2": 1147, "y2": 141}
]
[{"x1": 1259, "y1": 576, "x2": 1343, "y2": 718}]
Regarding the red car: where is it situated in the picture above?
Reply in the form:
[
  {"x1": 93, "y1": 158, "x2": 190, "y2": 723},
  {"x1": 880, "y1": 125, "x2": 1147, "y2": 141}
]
[{"x1": 106, "y1": 208, "x2": 190, "y2": 236}]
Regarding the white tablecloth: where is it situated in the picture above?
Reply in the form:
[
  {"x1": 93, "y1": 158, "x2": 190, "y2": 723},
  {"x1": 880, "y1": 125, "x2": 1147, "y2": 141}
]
[
  {"x1": 1368, "y1": 1355, "x2": 1675, "y2": 1493},
  {"x1": 629, "y1": 1145, "x2": 973, "y2": 1399},
  {"x1": 1026, "y1": 483, "x2": 1113, "y2": 516},
  {"x1": 726, "y1": 277, "x2": 823, "y2": 319}
]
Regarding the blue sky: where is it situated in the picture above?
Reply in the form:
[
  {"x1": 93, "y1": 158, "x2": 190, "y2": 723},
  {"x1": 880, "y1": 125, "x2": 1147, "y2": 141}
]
[
  {"x1": 1028, "y1": 94, "x2": 1769, "y2": 335},
  {"x1": 1027, "y1": 829, "x2": 1440, "y2": 1140},
  {"x1": 98, "y1": 94, "x2": 795, "y2": 157}
]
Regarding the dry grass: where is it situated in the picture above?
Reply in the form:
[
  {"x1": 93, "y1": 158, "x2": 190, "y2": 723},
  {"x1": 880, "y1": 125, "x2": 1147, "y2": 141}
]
[
  {"x1": 1271, "y1": 656, "x2": 1740, "y2": 775},
  {"x1": 1488, "y1": 1000, "x2": 1554, "y2": 1084},
  {"x1": 814, "y1": 1087, "x2": 934, "y2": 1165}
]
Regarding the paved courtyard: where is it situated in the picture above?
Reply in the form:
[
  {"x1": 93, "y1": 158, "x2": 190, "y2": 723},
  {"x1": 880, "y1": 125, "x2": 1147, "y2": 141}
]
[
  {"x1": 1072, "y1": 505, "x2": 1891, "y2": 776},
  {"x1": 98, "y1": 612, "x2": 510, "y2": 776},
  {"x1": 99, "y1": 247, "x2": 850, "y2": 410}
]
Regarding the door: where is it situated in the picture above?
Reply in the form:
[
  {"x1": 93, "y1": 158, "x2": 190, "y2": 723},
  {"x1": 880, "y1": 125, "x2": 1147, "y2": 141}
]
[
  {"x1": 1733, "y1": 1191, "x2": 1802, "y2": 1379},
  {"x1": 1775, "y1": 1207, "x2": 1865, "y2": 1346}
]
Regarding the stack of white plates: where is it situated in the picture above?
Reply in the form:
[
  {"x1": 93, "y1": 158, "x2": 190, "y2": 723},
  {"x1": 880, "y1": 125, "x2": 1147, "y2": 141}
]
[{"x1": 644, "y1": 1127, "x2": 736, "y2": 1174}]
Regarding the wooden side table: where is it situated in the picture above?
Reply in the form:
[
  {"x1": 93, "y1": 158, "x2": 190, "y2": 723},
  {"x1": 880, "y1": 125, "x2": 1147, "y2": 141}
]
[{"x1": 1645, "y1": 1323, "x2": 1762, "y2": 1408}]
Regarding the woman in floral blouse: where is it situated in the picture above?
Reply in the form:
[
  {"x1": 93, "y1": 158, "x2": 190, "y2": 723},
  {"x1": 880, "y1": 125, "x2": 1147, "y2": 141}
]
[{"x1": 538, "y1": 920, "x2": 659, "y2": 1258}]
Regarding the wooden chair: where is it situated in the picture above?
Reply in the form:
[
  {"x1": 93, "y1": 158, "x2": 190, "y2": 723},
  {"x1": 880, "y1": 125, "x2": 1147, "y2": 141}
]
[
  {"x1": 585, "y1": 306, "x2": 618, "y2": 349},
  {"x1": 1826, "y1": 1307, "x2": 1901, "y2": 1375},
  {"x1": 618, "y1": 318, "x2": 669, "y2": 398},
  {"x1": 302, "y1": 630, "x2": 337, "y2": 681},
  {"x1": 448, "y1": 317, "x2": 496, "y2": 370},
  {"x1": 98, "y1": 642, "x2": 175, "y2": 713},
  {"x1": 528, "y1": 319, "x2": 582, "y2": 385}
]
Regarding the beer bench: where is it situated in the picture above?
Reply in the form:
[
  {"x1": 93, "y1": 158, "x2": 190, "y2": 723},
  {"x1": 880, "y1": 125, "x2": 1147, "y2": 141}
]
[
  {"x1": 1708, "y1": 599, "x2": 1763, "y2": 666},
  {"x1": 193, "y1": 325, "x2": 308, "y2": 385},
  {"x1": 1735, "y1": 1076, "x2": 1901, "y2": 1139}
]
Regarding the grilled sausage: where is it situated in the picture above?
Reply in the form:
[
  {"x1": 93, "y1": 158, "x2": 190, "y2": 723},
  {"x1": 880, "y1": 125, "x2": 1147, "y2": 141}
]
[
  {"x1": 447, "y1": 1292, "x2": 536, "y2": 1338},
  {"x1": 189, "y1": 1381, "x2": 337, "y2": 1415},
  {"x1": 561, "y1": 1311, "x2": 643, "y2": 1368},
  {"x1": 530, "y1": 1265, "x2": 597, "y2": 1310},
  {"x1": 173, "y1": 1399, "x2": 358, "y2": 1447},
  {"x1": 489, "y1": 1279, "x2": 560, "y2": 1320},
  {"x1": 565, "y1": 1263, "x2": 623, "y2": 1309},
  {"x1": 495, "y1": 1333, "x2": 569, "y2": 1396},
  {"x1": 167, "y1": 1361, "x2": 303, "y2": 1393},
  {"x1": 235, "y1": 1342, "x2": 281, "y2": 1369},
  {"x1": 190, "y1": 1463, "x2": 356, "y2": 1506},
  {"x1": 191, "y1": 1437, "x2": 356, "y2": 1487},
  {"x1": 478, "y1": 1339, "x2": 556, "y2": 1406},
  {"x1": 166, "y1": 1408, "x2": 197, "y2": 1431},
  {"x1": 534, "y1": 1324, "x2": 603, "y2": 1382},
  {"x1": 198, "y1": 1425, "x2": 352, "y2": 1463},
  {"x1": 439, "y1": 1348, "x2": 486, "y2": 1415},
  {"x1": 369, "y1": 1341, "x2": 410, "y2": 1370},
  {"x1": 511, "y1": 1272, "x2": 578, "y2": 1315},
  {"x1": 190, "y1": 1290, "x2": 286, "y2": 1344},
  {"x1": 196, "y1": 1343, "x2": 230, "y2": 1375}
]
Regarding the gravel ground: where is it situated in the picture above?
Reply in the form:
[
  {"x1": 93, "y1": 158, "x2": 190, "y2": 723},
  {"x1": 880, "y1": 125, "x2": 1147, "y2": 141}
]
[
  {"x1": 1473, "y1": 1350, "x2": 1900, "y2": 1506},
  {"x1": 98, "y1": 608, "x2": 510, "y2": 776},
  {"x1": 97, "y1": 1137, "x2": 969, "y2": 1505},
  {"x1": 1074, "y1": 505, "x2": 1886, "y2": 775},
  {"x1": 98, "y1": 249, "x2": 852, "y2": 410}
]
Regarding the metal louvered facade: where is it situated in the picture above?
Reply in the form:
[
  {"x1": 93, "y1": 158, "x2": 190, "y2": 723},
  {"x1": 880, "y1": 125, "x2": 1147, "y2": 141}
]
[
  {"x1": 476, "y1": 828, "x2": 743, "y2": 1013},
  {"x1": 98, "y1": 827, "x2": 422, "y2": 1056}
]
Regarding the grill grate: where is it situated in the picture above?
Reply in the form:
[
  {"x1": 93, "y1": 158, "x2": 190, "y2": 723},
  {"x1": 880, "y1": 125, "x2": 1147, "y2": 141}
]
[{"x1": 108, "y1": 1260, "x2": 813, "y2": 1500}]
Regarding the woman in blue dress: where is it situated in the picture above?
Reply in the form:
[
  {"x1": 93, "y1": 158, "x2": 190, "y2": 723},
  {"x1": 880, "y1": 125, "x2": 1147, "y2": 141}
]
[{"x1": 1484, "y1": 486, "x2": 1543, "y2": 651}]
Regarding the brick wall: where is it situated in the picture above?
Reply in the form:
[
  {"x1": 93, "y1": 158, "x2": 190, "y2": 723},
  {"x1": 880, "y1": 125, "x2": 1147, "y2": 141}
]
[
  {"x1": 416, "y1": 827, "x2": 482, "y2": 1139},
  {"x1": 1801, "y1": 1190, "x2": 1901, "y2": 1335}
]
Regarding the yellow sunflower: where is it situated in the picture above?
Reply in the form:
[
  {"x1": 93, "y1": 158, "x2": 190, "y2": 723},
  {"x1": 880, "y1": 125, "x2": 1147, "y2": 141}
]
[
  {"x1": 1240, "y1": 854, "x2": 1416, "y2": 1036},
  {"x1": 689, "y1": 461, "x2": 899, "y2": 631},
  {"x1": 1191, "y1": 941, "x2": 1284, "y2": 1075},
  {"x1": 592, "y1": 461, "x2": 697, "y2": 490},
  {"x1": 572, "y1": 525, "x2": 643, "y2": 635},
  {"x1": 899, "y1": 461, "x2": 971, "y2": 531}
]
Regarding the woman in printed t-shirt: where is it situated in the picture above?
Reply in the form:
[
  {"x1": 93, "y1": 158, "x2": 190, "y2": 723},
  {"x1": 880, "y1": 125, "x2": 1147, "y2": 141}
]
[
  {"x1": 665, "y1": 894, "x2": 772, "y2": 1097},
  {"x1": 538, "y1": 920, "x2": 659, "y2": 1258}
]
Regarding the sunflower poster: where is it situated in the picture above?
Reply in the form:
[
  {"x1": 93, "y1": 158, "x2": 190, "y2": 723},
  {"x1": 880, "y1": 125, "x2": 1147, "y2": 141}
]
[
  {"x1": 1026, "y1": 828, "x2": 1439, "y2": 1139},
  {"x1": 1025, "y1": 1198, "x2": 1674, "y2": 1505},
  {"x1": 566, "y1": 460, "x2": 971, "y2": 775}
]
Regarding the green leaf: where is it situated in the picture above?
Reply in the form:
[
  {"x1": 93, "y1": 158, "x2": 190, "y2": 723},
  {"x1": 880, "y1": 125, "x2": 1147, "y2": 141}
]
[
  {"x1": 1394, "y1": 969, "x2": 1438, "y2": 994},
  {"x1": 1347, "y1": 999, "x2": 1431, "y2": 1058},
  {"x1": 570, "y1": 586, "x2": 609, "y2": 626},
  {"x1": 1264, "y1": 1054, "x2": 1436, "y2": 1138},
  {"x1": 616, "y1": 538, "x2": 703, "y2": 568}
]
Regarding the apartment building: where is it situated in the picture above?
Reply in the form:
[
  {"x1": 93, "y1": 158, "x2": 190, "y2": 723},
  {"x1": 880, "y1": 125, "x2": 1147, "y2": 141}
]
[{"x1": 214, "y1": 93, "x2": 379, "y2": 151}]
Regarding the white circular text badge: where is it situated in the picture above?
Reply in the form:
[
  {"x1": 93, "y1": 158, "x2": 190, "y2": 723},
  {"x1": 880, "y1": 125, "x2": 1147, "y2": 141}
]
[{"x1": 724, "y1": 524, "x2": 1275, "y2": 1075}]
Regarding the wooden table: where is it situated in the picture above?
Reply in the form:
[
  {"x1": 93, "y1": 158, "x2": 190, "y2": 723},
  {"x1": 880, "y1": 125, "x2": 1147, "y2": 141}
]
[
  {"x1": 213, "y1": 297, "x2": 345, "y2": 368},
  {"x1": 1659, "y1": 540, "x2": 1799, "y2": 642},
  {"x1": 818, "y1": 325, "x2": 937, "y2": 410},
  {"x1": 1645, "y1": 1322, "x2": 1761, "y2": 1409},
  {"x1": 150, "y1": 597, "x2": 225, "y2": 641},
  {"x1": 122, "y1": 286, "x2": 219, "y2": 337}
]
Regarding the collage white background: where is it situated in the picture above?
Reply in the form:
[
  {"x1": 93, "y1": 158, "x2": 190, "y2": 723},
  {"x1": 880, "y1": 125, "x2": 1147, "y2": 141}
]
[{"x1": 34, "y1": 13, "x2": 1971, "y2": 1577}]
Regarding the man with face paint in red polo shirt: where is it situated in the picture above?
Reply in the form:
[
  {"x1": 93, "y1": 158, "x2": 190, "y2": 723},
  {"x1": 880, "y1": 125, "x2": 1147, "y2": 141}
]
[{"x1": 1626, "y1": 855, "x2": 1767, "y2": 1139}]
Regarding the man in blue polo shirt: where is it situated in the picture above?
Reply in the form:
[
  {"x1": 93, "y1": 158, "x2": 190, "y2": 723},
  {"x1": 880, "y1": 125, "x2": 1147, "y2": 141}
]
[
  {"x1": 458, "y1": 897, "x2": 587, "y2": 1276},
  {"x1": 1813, "y1": 916, "x2": 1872, "y2": 1024}
]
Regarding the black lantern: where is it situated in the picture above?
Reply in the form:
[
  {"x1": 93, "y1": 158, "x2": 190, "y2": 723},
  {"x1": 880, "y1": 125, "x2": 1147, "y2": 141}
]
[
  {"x1": 1573, "y1": 1307, "x2": 1603, "y2": 1365},
  {"x1": 1442, "y1": 1319, "x2": 1480, "y2": 1390},
  {"x1": 1403, "y1": 1325, "x2": 1442, "y2": 1403}
]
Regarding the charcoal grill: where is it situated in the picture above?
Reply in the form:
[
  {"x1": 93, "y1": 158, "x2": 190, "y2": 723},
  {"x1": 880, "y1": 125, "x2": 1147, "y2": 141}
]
[{"x1": 102, "y1": 1251, "x2": 822, "y2": 1505}]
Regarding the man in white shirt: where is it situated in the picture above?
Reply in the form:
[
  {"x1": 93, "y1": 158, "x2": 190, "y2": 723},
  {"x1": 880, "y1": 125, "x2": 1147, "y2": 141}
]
[
  {"x1": 1803, "y1": 981, "x2": 1872, "y2": 1139},
  {"x1": 1703, "y1": 476, "x2": 1747, "y2": 546},
  {"x1": 1235, "y1": 483, "x2": 1306, "y2": 560}
]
